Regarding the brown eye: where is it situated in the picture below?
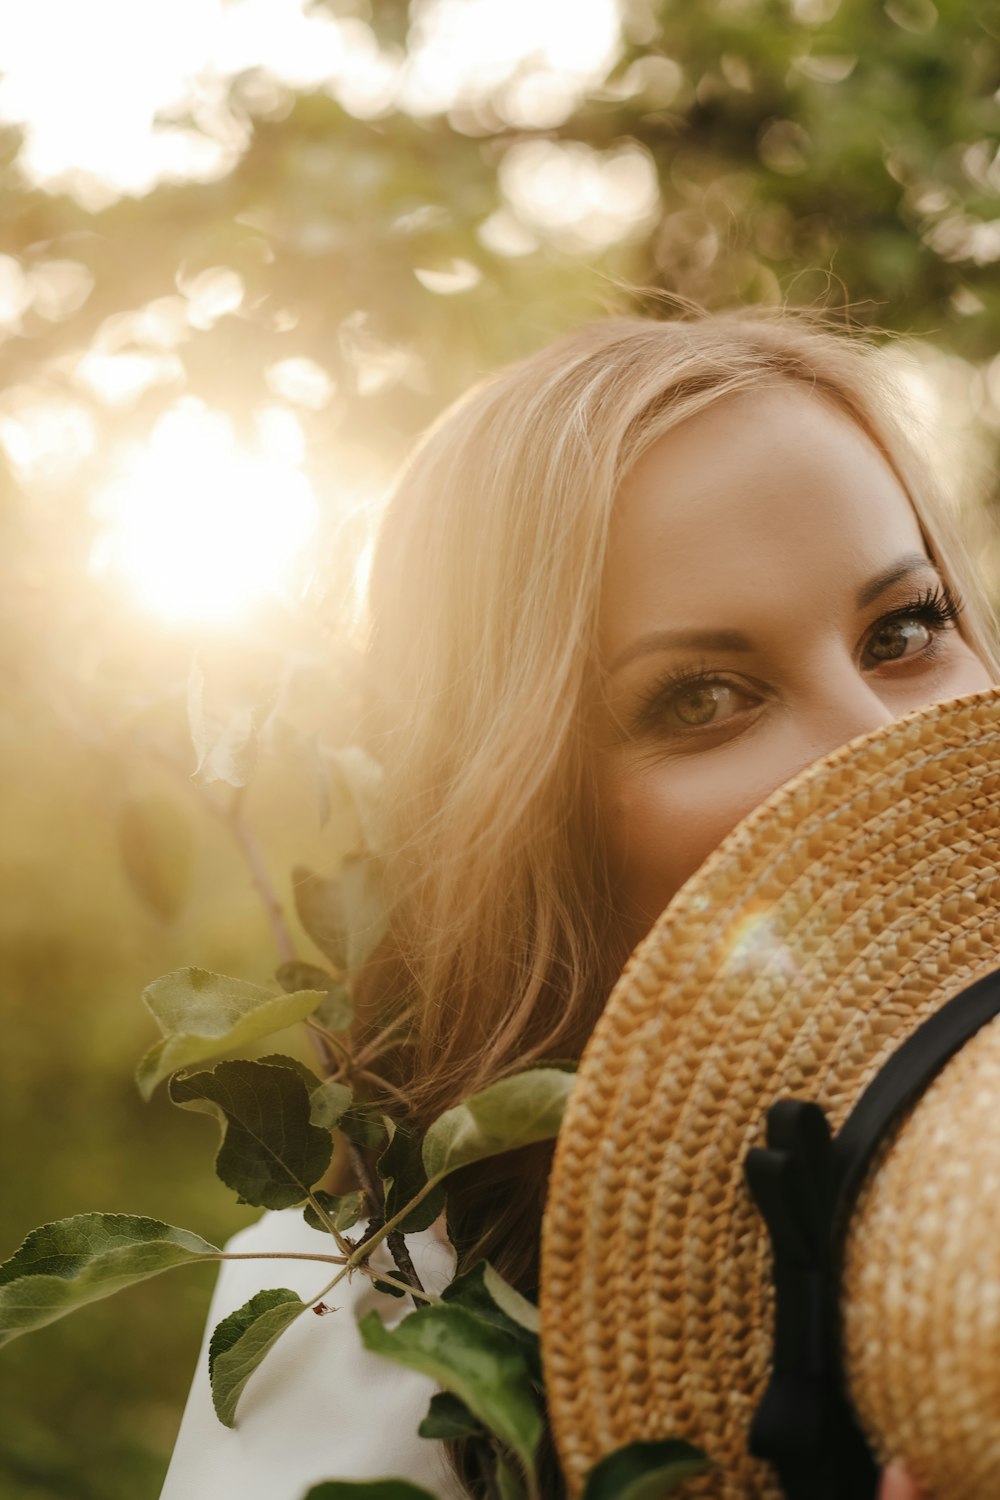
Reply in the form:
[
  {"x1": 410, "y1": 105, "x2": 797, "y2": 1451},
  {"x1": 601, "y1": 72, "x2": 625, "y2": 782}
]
[
  {"x1": 633, "y1": 672, "x2": 759, "y2": 738},
  {"x1": 672, "y1": 682, "x2": 735, "y2": 726},
  {"x1": 867, "y1": 618, "x2": 933, "y2": 663}
]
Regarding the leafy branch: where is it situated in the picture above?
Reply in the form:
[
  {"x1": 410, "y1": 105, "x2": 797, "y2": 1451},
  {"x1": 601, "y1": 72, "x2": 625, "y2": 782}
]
[{"x1": 0, "y1": 735, "x2": 709, "y2": 1499}]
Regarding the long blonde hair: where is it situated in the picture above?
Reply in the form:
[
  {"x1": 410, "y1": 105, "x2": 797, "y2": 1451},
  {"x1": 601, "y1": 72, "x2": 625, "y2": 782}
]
[{"x1": 360, "y1": 309, "x2": 1000, "y2": 1286}]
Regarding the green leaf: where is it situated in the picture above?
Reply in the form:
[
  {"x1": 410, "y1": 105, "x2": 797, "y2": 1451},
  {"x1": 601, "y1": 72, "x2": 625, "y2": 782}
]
[
  {"x1": 580, "y1": 1439, "x2": 712, "y2": 1500},
  {"x1": 118, "y1": 794, "x2": 195, "y2": 922},
  {"x1": 340, "y1": 854, "x2": 388, "y2": 970},
  {"x1": 302, "y1": 1483, "x2": 437, "y2": 1500},
  {"x1": 0, "y1": 1215, "x2": 218, "y2": 1344},
  {"x1": 495, "y1": 1455, "x2": 529, "y2": 1500},
  {"x1": 422, "y1": 1068, "x2": 574, "y2": 1181},
  {"x1": 169, "y1": 1059, "x2": 333, "y2": 1210},
  {"x1": 417, "y1": 1390, "x2": 486, "y2": 1441},
  {"x1": 340, "y1": 1106, "x2": 391, "y2": 1154},
  {"x1": 440, "y1": 1264, "x2": 539, "y2": 1371},
  {"x1": 482, "y1": 1264, "x2": 540, "y2": 1336},
  {"x1": 378, "y1": 1119, "x2": 446, "y2": 1234},
  {"x1": 292, "y1": 856, "x2": 387, "y2": 976},
  {"x1": 275, "y1": 960, "x2": 337, "y2": 994},
  {"x1": 309, "y1": 1078, "x2": 353, "y2": 1130},
  {"x1": 275, "y1": 962, "x2": 353, "y2": 1032},
  {"x1": 302, "y1": 1190, "x2": 363, "y2": 1234},
  {"x1": 315, "y1": 982, "x2": 354, "y2": 1033},
  {"x1": 359, "y1": 1305, "x2": 543, "y2": 1474},
  {"x1": 256, "y1": 1053, "x2": 321, "y2": 1089},
  {"x1": 292, "y1": 865, "x2": 348, "y2": 972},
  {"x1": 328, "y1": 744, "x2": 386, "y2": 854},
  {"x1": 208, "y1": 1287, "x2": 305, "y2": 1427},
  {"x1": 187, "y1": 648, "x2": 279, "y2": 788},
  {"x1": 257, "y1": 1052, "x2": 352, "y2": 1133},
  {"x1": 136, "y1": 968, "x2": 327, "y2": 1100},
  {"x1": 371, "y1": 1277, "x2": 406, "y2": 1299}
]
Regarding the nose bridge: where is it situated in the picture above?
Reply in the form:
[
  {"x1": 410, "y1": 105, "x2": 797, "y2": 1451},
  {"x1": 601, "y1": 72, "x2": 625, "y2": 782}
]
[{"x1": 801, "y1": 659, "x2": 898, "y2": 764}]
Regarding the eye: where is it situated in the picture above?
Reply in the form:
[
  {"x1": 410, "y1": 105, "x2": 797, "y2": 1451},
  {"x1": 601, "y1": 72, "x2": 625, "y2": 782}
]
[
  {"x1": 865, "y1": 616, "x2": 933, "y2": 663},
  {"x1": 862, "y1": 582, "x2": 965, "y2": 668},
  {"x1": 669, "y1": 680, "x2": 745, "y2": 727},
  {"x1": 632, "y1": 664, "x2": 759, "y2": 736}
]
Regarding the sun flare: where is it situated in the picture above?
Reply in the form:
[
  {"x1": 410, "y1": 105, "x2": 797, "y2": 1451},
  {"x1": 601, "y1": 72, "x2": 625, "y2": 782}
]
[{"x1": 90, "y1": 403, "x2": 318, "y2": 625}]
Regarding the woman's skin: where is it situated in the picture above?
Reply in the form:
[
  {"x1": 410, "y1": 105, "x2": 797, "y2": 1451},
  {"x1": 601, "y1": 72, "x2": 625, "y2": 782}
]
[
  {"x1": 595, "y1": 382, "x2": 992, "y2": 942},
  {"x1": 593, "y1": 382, "x2": 987, "y2": 1500},
  {"x1": 880, "y1": 1460, "x2": 926, "y2": 1500}
]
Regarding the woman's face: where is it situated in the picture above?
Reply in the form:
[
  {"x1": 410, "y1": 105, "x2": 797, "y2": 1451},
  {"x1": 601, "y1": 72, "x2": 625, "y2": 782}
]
[{"x1": 593, "y1": 382, "x2": 993, "y2": 948}]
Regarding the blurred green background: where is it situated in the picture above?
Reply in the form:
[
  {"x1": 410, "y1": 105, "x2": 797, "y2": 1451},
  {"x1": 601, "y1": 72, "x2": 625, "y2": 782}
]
[{"x1": 2, "y1": 0, "x2": 1000, "y2": 1495}]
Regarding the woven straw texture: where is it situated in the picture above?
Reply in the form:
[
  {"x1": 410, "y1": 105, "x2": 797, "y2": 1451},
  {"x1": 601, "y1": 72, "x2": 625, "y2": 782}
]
[{"x1": 540, "y1": 685, "x2": 1000, "y2": 1500}]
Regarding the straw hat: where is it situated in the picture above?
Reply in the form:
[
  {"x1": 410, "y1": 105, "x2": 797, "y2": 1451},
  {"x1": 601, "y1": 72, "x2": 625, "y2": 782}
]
[{"x1": 540, "y1": 684, "x2": 1000, "y2": 1500}]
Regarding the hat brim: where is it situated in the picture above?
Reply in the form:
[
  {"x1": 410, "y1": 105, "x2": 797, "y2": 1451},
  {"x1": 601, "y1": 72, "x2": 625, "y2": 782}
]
[{"x1": 540, "y1": 684, "x2": 1000, "y2": 1499}]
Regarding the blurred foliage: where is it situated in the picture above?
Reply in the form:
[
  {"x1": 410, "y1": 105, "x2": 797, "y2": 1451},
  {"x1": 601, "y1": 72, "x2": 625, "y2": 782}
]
[{"x1": 1, "y1": 0, "x2": 999, "y2": 1495}]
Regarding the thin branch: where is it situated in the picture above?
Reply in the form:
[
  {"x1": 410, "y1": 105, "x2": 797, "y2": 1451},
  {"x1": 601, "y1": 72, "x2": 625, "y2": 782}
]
[
  {"x1": 217, "y1": 1250, "x2": 347, "y2": 1264},
  {"x1": 344, "y1": 1173, "x2": 442, "y2": 1270},
  {"x1": 342, "y1": 1142, "x2": 426, "y2": 1298},
  {"x1": 387, "y1": 1229, "x2": 425, "y2": 1296},
  {"x1": 347, "y1": 1139, "x2": 384, "y2": 1216},
  {"x1": 358, "y1": 1262, "x2": 437, "y2": 1304},
  {"x1": 304, "y1": 1191, "x2": 356, "y2": 1260},
  {"x1": 227, "y1": 785, "x2": 295, "y2": 964}
]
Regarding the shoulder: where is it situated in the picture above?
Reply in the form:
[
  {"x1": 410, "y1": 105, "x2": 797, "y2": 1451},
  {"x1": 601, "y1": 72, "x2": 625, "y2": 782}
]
[{"x1": 160, "y1": 1209, "x2": 464, "y2": 1500}]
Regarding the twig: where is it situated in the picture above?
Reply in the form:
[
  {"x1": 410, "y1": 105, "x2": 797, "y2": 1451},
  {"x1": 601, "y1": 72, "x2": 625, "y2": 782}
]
[
  {"x1": 359, "y1": 1262, "x2": 437, "y2": 1303},
  {"x1": 227, "y1": 785, "x2": 295, "y2": 963},
  {"x1": 347, "y1": 1140, "x2": 384, "y2": 1216},
  {"x1": 304, "y1": 1191, "x2": 356, "y2": 1261},
  {"x1": 344, "y1": 1141, "x2": 426, "y2": 1298},
  {"x1": 387, "y1": 1229, "x2": 425, "y2": 1296},
  {"x1": 218, "y1": 1250, "x2": 347, "y2": 1264}
]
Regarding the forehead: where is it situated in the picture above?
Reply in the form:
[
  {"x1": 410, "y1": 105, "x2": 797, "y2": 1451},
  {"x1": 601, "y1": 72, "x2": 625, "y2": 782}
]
[{"x1": 601, "y1": 383, "x2": 927, "y2": 649}]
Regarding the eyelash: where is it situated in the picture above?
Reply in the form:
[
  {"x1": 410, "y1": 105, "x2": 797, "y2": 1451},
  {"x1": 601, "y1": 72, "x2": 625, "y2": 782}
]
[{"x1": 632, "y1": 581, "x2": 967, "y2": 737}]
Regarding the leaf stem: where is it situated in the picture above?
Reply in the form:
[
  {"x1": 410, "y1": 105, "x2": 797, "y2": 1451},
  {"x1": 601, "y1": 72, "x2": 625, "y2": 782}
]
[
  {"x1": 346, "y1": 1139, "x2": 384, "y2": 1217},
  {"x1": 341, "y1": 1145, "x2": 425, "y2": 1298},
  {"x1": 217, "y1": 1250, "x2": 348, "y2": 1265},
  {"x1": 359, "y1": 1265, "x2": 439, "y2": 1303},
  {"x1": 304, "y1": 1191, "x2": 355, "y2": 1259},
  {"x1": 344, "y1": 1173, "x2": 444, "y2": 1271}
]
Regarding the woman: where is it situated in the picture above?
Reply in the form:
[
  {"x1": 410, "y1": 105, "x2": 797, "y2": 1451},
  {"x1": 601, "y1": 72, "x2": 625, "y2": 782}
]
[{"x1": 163, "y1": 309, "x2": 1000, "y2": 1500}]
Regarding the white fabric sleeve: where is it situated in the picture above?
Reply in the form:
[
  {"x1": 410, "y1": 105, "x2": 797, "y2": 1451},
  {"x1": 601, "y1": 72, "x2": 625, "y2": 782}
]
[{"x1": 160, "y1": 1209, "x2": 467, "y2": 1500}]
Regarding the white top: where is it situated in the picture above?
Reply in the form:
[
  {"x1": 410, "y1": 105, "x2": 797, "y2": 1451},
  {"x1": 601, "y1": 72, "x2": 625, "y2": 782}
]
[{"x1": 160, "y1": 1209, "x2": 467, "y2": 1500}]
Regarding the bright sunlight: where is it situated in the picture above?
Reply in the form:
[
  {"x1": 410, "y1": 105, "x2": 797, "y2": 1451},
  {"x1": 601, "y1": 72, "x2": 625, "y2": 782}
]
[{"x1": 90, "y1": 403, "x2": 319, "y2": 625}]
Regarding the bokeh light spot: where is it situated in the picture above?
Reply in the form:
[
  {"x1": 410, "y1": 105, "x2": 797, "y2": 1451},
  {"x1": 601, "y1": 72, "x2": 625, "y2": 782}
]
[{"x1": 90, "y1": 402, "x2": 318, "y2": 625}]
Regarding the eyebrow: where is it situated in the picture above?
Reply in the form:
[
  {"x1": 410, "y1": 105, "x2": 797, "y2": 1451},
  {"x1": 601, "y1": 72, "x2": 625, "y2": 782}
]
[
  {"x1": 854, "y1": 551, "x2": 935, "y2": 607},
  {"x1": 608, "y1": 551, "x2": 938, "y2": 675}
]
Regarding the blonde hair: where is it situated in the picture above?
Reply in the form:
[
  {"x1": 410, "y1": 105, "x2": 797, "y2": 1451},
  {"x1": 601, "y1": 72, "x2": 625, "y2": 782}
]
[{"x1": 360, "y1": 309, "x2": 1000, "y2": 1288}]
